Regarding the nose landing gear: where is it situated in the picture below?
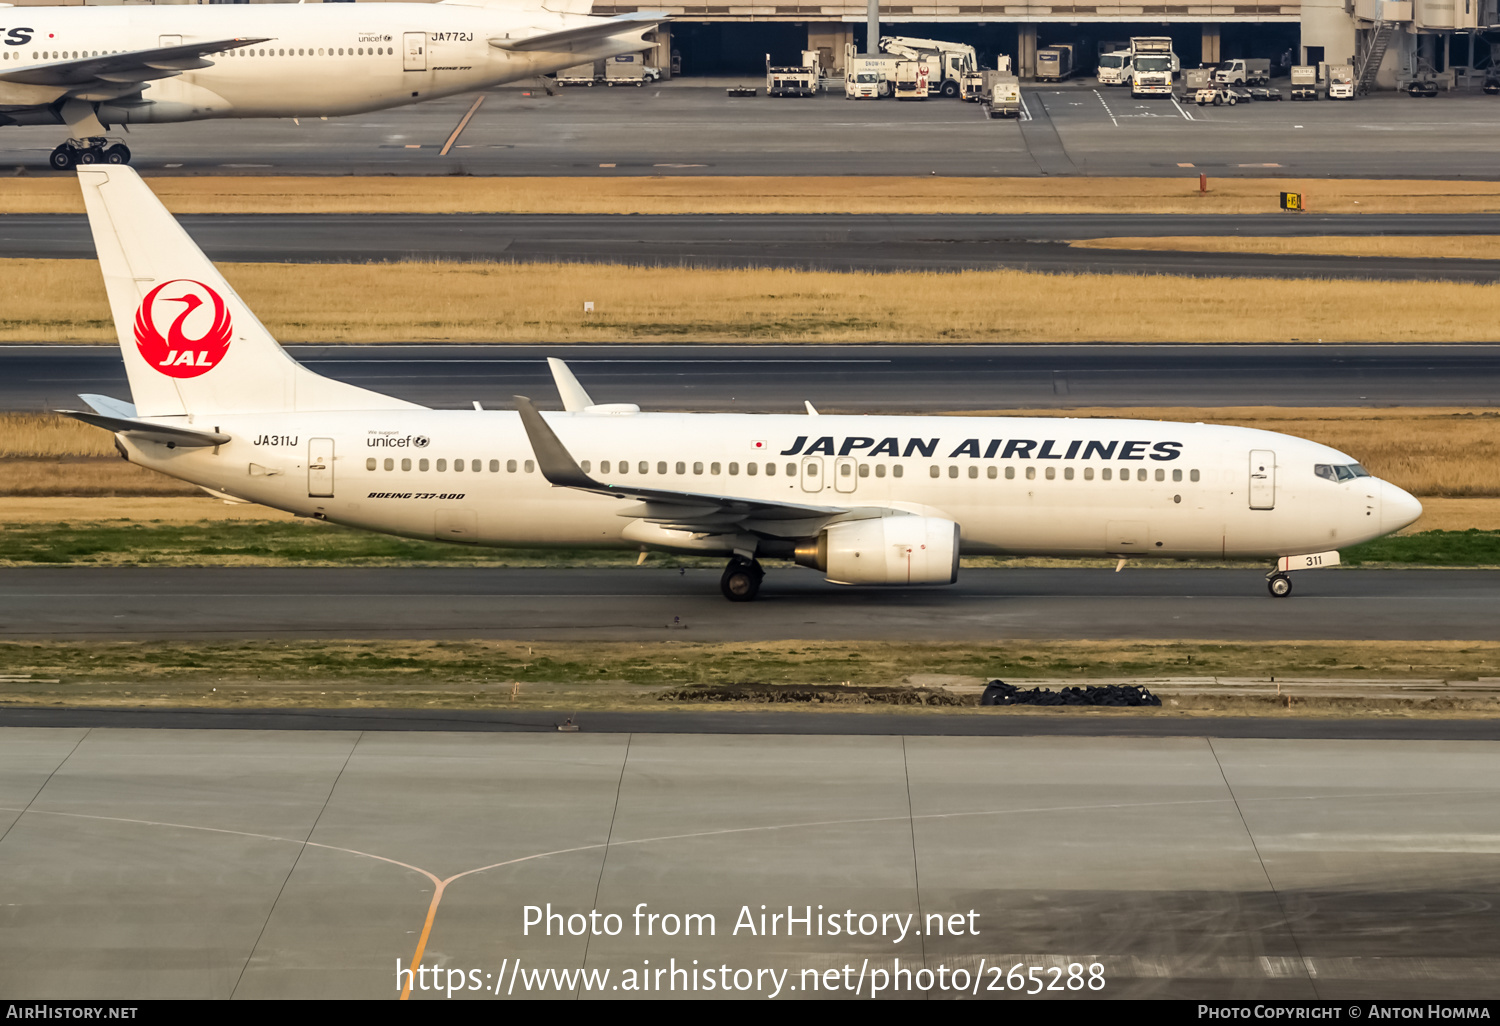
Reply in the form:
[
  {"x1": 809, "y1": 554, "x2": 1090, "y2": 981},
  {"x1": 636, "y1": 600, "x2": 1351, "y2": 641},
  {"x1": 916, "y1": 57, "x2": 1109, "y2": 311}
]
[
  {"x1": 1267, "y1": 572, "x2": 1292, "y2": 598},
  {"x1": 720, "y1": 556, "x2": 764, "y2": 602},
  {"x1": 49, "y1": 139, "x2": 131, "y2": 170}
]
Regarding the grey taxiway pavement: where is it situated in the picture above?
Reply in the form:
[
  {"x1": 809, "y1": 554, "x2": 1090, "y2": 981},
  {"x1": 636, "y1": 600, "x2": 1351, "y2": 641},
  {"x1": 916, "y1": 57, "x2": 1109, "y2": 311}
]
[
  {"x1": 7, "y1": 344, "x2": 1500, "y2": 412},
  {"x1": 6, "y1": 83, "x2": 1499, "y2": 178},
  {"x1": 5, "y1": 567, "x2": 1499, "y2": 642},
  {"x1": 3, "y1": 727, "x2": 1498, "y2": 998},
  {"x1": 7, "y1": 212, "x2": 1499, "y2": 281}
]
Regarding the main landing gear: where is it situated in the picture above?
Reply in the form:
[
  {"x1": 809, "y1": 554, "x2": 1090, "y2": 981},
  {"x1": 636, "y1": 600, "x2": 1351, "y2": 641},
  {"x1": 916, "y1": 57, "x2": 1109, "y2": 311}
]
[
  {"x1": 720, "y1": 556, "x2": 764, "y2": 602},
  {"x1": 50, "y1": 138, "x2": 131, "y2": 170},
  {"x1": 1267, "y1": 572, "x2": 1292, "y2": 598}
]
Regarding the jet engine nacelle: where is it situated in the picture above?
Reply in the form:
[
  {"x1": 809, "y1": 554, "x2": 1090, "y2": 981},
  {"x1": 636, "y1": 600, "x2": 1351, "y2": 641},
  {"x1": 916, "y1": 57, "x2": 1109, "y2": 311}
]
[{"x1": 795, "y1": 515, "x2": 960, "y2": 586}]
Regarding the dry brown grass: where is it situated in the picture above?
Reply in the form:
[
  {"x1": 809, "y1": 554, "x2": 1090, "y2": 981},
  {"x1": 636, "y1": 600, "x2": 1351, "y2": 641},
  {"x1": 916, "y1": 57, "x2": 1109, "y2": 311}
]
[
  {"x1": 0, "y1": 459, "x2": 198, "y2": 496},
  {"x1": 1075, "y1": 236, "x2": 1500, "y2": 260},
  {"x1": 0, "y1": 496, "x2": 289, "y2": 522},
  {"x1": 0, "y1": 413, "x2": 116, "y2": 457},
  {"x1": 7, "y1": 176, "x2": 1500, "y2": 216},
  {"x1": 5, "y1": 258, "x2": 1499, "y2": 344}
]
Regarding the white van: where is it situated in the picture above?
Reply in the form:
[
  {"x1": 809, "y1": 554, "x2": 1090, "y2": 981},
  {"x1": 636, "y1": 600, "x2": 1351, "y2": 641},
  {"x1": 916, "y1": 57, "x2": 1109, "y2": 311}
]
[{"x1": 1096, "y1": 50, "x2": 1132, "y2": 86}]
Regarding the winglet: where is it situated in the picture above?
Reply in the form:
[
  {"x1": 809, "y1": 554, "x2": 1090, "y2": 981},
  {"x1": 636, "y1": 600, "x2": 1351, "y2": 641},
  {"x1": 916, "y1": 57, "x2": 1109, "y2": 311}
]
[
  {"x1": 547, "y1": 358, "x2": 596, "y2": 412},
  {"x1": 514, "y1": 396, "x2": 599, "y2": 489}
]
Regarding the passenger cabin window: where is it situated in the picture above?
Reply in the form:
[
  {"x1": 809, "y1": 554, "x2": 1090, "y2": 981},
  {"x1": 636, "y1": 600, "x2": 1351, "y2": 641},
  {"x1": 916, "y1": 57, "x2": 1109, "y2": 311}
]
[
  {"x1": 490, "y1": 460, "x2": 499, "y2": 472},
  {"x1": 892, "y1": 465, "x2": 903, "y2": 478},
  {"x1": 1025, "y1": 467, "x2": 1036, "y2": 480},
  {"x1": 581, "y1": 461, "x2": 591, "y2": 473},
  {"x1": 507, "y1": 460, "x2": 517, "y2": 473},
  {"x1": 366, "y1": 458, "x2": 376, "y2": 471},
  {"x1": 436, "y1": 459, "x2": 447, "y2": 472},
  {"x1": 875, "y1": 465, "x2": 886, "y2": 478},
  {"x1": 1005, "y1": 467, "x2": 1015, "y2": 480},
  {"x1": 419, "y1": 459, "x2": 429, "y2": 472},
  {"x1": 525, "y1": 460, "x2": 535, "y2": 473},
  {"x1": 1191, "y1": 470, "x2": 1200, "y2": 482},
  {"x1": 402, "y1": 459, "x2": 412, "y2": 471},
  {"x1": 930, "y1": 466, "x2": 940, "y2": 479},
  {"x1": 711, "y1": 463, "x2": 721, "y2": 475},
  {"x1": 601, "y1": 461, "x2": 611, "y2": 473},
  {"x1": 384, "y1": 458, "x2": 394, "y2": 471}
]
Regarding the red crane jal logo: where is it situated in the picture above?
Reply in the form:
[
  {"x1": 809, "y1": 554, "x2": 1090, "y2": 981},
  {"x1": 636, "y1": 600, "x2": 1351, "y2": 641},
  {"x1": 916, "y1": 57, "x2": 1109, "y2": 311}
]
[{"x1": 133, "y1": 280, "x2": 233, "y2": 379}]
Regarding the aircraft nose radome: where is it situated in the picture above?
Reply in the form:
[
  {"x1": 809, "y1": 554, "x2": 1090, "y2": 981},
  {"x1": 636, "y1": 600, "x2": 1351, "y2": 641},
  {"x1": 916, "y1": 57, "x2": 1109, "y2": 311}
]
[{"x1": 1380, "y1": 479, "x2": 1423, "y2": 535}]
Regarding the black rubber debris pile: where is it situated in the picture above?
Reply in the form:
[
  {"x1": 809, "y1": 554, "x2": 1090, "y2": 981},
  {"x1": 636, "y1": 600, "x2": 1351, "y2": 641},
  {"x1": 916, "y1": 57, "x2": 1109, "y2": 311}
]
[
  {"x1": 980, "y1": 680, "x2": 1162, "y2": 708},
  {"x1": 659, "y1": 684, "x2": 966, "y2": 706}
]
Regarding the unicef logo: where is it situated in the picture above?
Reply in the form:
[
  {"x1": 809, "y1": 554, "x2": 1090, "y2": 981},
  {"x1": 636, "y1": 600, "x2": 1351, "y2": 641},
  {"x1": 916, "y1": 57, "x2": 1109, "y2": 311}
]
[{"x1": 413, "y1": 436, "x2": 430, "y2": 448}]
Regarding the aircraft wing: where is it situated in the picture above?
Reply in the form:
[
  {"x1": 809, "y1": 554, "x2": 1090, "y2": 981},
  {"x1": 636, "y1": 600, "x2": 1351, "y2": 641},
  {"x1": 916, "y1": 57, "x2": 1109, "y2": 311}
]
[
  {"x1": 514, "y1": 395, "x2": 851, "y2": 534},
  {"x1": 488, "y1": 11, "x2": 668, "y2": 53},
  {"x1": 0, "y1": 37, "x2": 269, "y2": 89}
]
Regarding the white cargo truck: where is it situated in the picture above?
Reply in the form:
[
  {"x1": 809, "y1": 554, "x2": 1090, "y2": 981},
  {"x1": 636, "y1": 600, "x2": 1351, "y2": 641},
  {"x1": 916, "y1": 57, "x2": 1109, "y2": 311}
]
[
  {"x1": 985, "y1": 74, "x2": 1021, "y2": 118},
  {"x1": 880, "y1": 35, "x2": 975, "y2": 97},
  {"x1": 844, "y1": 42, "x2": 899, "y2": 98},
  {"x1": 1129, "y1": 37, "x2": 1176, "y2": 97},
  {"x1": 1327, "y1": 64, "x2": 1355, "y2": 99},
  {"x1": 555, "y1": 62, "x2": 600, "y2": 86},
  {"x1": 1036, "y1": 43, "x2": 1078, "y2": 82},
  {"x1": 894, "y1": 58, "x2": 932, "y2": 99},
  {"x1": 1213, "y1": 58, "x2": 1270, "y2": 85},
  {"x1": 1096, "y1": 50, "x2": 1132, "y2": 86},
  {"x1": 605, "y1": 53, "x2": 649, "y2": 86},
  {"x1": 1289, "y1": 64, "x2": 1318, "y2": 100}
]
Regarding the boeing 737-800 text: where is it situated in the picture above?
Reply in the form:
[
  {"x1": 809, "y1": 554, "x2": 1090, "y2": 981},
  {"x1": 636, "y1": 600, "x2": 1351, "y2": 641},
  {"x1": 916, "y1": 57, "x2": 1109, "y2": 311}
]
[
  {"x1": 0, "y1": 0, "x2": 663, "y2": 168},
  {"x1": 65, "y1": 166, "x2": 1422, "y2": 601}
]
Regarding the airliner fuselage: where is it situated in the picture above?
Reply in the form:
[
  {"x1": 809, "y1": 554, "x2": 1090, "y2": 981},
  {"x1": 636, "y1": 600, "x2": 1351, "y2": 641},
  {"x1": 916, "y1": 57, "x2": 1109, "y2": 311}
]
[{"x1": 1, "y1": 3, "x2": 660, "y2": 165}]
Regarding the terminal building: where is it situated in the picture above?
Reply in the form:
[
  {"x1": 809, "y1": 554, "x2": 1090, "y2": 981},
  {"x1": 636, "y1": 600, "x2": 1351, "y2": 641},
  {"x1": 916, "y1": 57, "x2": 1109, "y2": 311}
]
[{"x1": 12, "y1": 0, "x2": 1497, "y2": 89}]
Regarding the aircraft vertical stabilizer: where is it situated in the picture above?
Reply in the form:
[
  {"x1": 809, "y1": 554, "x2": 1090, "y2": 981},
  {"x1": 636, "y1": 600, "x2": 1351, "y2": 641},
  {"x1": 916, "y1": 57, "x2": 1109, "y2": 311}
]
[{"x1": 77, "y1": 166, "x2": 421, "y2": 417}]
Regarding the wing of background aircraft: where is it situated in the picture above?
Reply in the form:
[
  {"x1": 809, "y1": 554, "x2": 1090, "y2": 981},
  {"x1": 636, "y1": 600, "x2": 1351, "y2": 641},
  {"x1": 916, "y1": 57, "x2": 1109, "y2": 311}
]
[
  {"x1": 0, "y1": 38, "x2": 270, "y2": 101},
  {"x1": 488, "y1": 11, "x2": 669, "y2": 53}
]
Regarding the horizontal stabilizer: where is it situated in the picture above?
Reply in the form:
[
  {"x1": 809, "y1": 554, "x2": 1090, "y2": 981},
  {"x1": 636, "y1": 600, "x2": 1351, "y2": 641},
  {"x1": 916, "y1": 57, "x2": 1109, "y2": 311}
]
[
  {"x1": 58, "y1": 409, "x2": 230, "y2": 448},
  {"x1": 489, "y1": 11, "x2": 667, "y2": 53}
]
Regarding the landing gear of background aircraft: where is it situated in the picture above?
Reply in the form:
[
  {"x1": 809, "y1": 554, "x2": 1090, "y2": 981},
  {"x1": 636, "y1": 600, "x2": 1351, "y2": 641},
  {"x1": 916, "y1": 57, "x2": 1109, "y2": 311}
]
[
  {"x1": 50, "y1": 138, "x2": 130, "y2": 170},
  {"x1": 720, "y1": 556, "x2": 764, "y2": 602},
  {"x1": 1267, "y1": 573, "x2": 1292, "y2": 598}
]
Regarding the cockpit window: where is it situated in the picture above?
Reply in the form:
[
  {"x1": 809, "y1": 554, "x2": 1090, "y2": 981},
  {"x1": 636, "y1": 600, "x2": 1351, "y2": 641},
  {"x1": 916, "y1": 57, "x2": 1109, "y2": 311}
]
[{"x1": 1315, "y1": 463, "x2": 1371, "y2": 482}]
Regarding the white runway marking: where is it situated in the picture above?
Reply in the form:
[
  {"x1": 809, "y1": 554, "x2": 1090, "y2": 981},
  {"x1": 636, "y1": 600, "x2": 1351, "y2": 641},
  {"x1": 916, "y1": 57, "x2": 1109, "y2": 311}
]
[{"x1": 1094, "y1": 89, "x2": 1119, "y2": 128}]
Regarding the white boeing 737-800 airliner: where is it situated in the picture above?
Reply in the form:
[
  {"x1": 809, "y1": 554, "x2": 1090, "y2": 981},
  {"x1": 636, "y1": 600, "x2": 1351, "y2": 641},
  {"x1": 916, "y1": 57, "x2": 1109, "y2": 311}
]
[
  {"x1": 66, "y1": 166, "x2": 1422, "y2": 601},
  {"x1": 1, "y1": 0, "x2": 663, "y2": 168}
]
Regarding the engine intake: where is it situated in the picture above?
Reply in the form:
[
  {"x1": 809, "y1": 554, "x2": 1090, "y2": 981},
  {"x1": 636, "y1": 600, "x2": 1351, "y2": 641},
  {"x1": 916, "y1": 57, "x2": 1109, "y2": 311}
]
[{"x1": 795, "y1": 516, "x2": 960, "y2": 586}]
